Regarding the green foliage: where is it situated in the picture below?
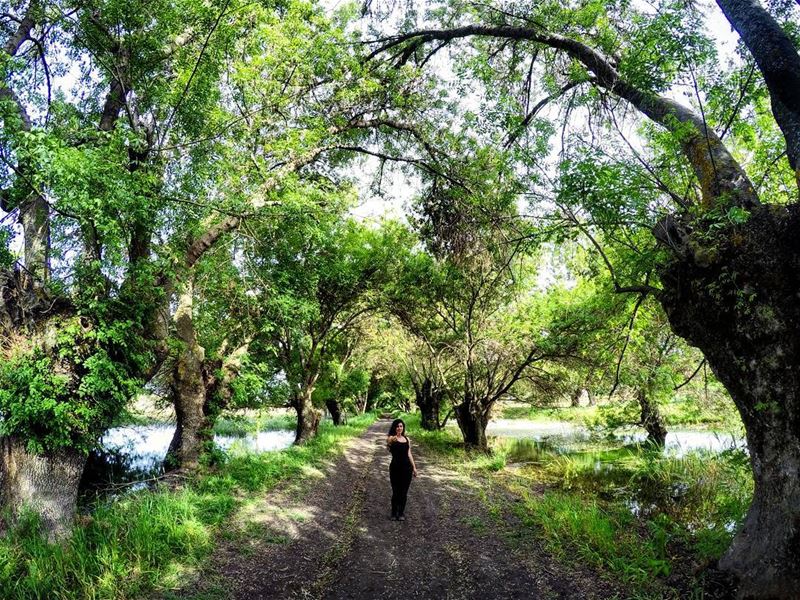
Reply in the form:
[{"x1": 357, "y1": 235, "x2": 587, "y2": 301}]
[
  {"x1": 508, "y1": 442, "x2": 752, "y2": 568},
  {"x1": 399, "y1": 412, "x2": 462, "y2": 457},
  {"x1": 515, "y1": 490, "x2": 672, "y2": 582},
  {"x1": 213, "y1": 411, "x2": 297, "y2": 436},
  {"x1": 0, "y1": 315, "x2": 143, "y2": 453},
  {"x1": 314, "y1": 358, "x2": 370, "y2": 416},
  {"x1": 410, "y1": 412, "x2": 751, "y2": 593},
  {"x1": 243, "y1": 193, "x2": 414, "y2": 405},
  {"x1": 0, "y1": 226, "x2": 14, "y2": 268},
  {"x1": 617, "y1": 1, "x2": 714, "y2": 93}
]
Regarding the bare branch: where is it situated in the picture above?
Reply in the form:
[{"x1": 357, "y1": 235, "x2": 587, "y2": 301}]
[
  {"x1": 505, "y1": 79, "x2": 586, "y2": 148},
  {"x1": 609, "y1": 290, "x2": 648, "y2": 397},
  {"x1": 674, "y1": 358, "x2": 706, "y2": 391},
  {"x1": 159, "y1": 0, "x2": 232, "y2": 147}
]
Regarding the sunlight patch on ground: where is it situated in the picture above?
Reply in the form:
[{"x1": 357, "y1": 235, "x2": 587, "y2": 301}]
[{"x1": 299, "y1": 464, "x2": 326, "y2": 479}]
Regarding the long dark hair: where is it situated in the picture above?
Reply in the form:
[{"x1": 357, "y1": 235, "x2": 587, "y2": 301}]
[{"x1": 388, "y1": 419, "x2": 406, "y2": 436}]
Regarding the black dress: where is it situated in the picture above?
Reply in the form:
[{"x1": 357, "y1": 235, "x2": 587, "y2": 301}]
[{"x1": 389, "y1": 438, "x2": 413, "y2": 518}]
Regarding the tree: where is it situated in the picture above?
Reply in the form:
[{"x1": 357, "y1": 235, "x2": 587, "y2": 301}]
[
  {"x1": 313, "y1": 335, "x2": 372, "y2": 425},
  {"x1": 243, "y1": 194, "x2": 408, "y2": 443},
  {"x1": 391, "y1": 215, "x2": 579, "y2": 449},
  {"x1": 382, "y1": 251, "x2": 454, "y2": 430},
  {"x1": 156, "y1": 0, "x2": 457, "y2": 468},
  {"x1": 0, "y1": 0, "x2": 220, "y2": 535},
  {"x1": 0, "y1": 0, "x2": 432, "y2": 525},
  {"x1": 371, "y1": 0, "x2": 800, "y2": 593}
]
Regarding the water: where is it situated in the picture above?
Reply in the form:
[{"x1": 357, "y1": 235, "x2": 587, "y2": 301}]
[
  {"x1": 488, "y1": 419, "x2": 750, "y2": 535},
  {"x1": 487, "y1": 419, "x2": 745, "y2": 457},
  {"x1": 80, "y1": 424, "x2": 295, "y2": 498},
  {"x1": 487, "y1": 419, "x2": 588, "y2": 442}
]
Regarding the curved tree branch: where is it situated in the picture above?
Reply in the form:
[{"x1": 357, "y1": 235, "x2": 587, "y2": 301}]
[
  {"x1": 370, "y1": 24, "x2": 759, "y2": 210},
  {"x1": 716, "y1": 0, "x2": 800, "y2": 181}
]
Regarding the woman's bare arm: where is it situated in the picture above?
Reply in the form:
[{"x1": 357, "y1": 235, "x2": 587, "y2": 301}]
[{"x1": 408, "y1": 440, "x2": 418, "y2": 476}]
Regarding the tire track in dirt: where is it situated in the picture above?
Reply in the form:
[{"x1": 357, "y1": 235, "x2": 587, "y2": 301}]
[{"x1": 168, "y1": 422, "x2": 382, "y2": 600}]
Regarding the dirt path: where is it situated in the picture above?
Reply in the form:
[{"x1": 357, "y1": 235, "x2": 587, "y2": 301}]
[{"x1": 174, "y1": 420, "x2": 621, "y2": 600}]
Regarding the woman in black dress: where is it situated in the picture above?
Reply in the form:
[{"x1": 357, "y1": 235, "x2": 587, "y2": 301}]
[{"x1": 387, "y1": 418, "x2": 418, "y2": 521}]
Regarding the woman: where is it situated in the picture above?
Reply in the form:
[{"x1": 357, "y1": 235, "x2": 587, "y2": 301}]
[{"x1": 386, "y1": 418, "x2": 418, "y2": 521}]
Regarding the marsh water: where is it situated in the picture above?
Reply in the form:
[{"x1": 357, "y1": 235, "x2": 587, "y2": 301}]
[
  {"x1": 485, "y1": 419, "x2": 749, "y2": 530},
  {"x1": 79, "y1": 424, "x2": 295, "y2": 499},
  {"x1": 486, "y1": 419, "x2": 745, "y2": 457}
]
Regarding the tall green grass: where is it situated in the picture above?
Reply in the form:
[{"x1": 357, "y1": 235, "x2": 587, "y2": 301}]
[
  {"x1": 496, "y1": 448, "x2": 751, "y2": 596},
  {"x1": 525, "y1": 446, "x2": 753, "y2": 561},
  {"x1": 510, "y1": 487, "x2": 672, "y2": 584},
  {"x1": 399, "y1": 412, "x2": 463, "y2": 457},
  {"x1": 0, "y1": 412, "x2": 376, "y2": 600}
]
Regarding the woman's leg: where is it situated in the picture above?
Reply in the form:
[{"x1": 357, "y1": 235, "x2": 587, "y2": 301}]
[
  {"x1": 397, "y1": 472, "x2": 412, "y2": 517},
  {"x1": 389, "y1": 468, "x2": 399, "y2": 518}
]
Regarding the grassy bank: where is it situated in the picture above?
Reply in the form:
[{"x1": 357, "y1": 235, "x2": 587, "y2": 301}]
[
  {"x1": 404, "y1": 412, "x2": 751, "y2": 598},
  {"x1": 0, "y1": 412, "x2": 376, "y2": 600}
]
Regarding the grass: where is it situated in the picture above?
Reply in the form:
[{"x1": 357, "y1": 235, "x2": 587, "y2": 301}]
[
  {"x1": 503, "y1": 456, "x2": 749, "y2": 598},
  {"x1": 496, "y1": 404, "x2": 595, "y2": 423},
  {"x1": 0, "y1": 412, "x2": 376, "y2": 600},
  {"x1": 404, "y1": 411, "x2": 752, "y2": 597},
  {"x1": 400, "y1": 412, "x2": 463, "y2": 457},
  {"x1": 511, "y1": 488, "x2": 672, "y2": 583}
]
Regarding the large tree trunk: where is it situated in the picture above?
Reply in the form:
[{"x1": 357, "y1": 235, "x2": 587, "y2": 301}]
[
  {"x1": 365, "y1": 374, "x2": 380, "y2": 413},
  {"x1": 294, "y1": 388, "x2": 321, "y2": 444},
  {"x1": 659, "y1": 205, "x2": 800, "y2": 597},
  {"x1": 165, "y1": 282, "x2": 212, "y2": 471},
  {"x1": 1, "y1": 271, "x2": 86, "y2": 539},
  {"x1": 165, "y1": 354, "x2": 213, "y2": 471},
  {"x1": 415, "y1": 376, "x2": 443, "y2": 430},
  {"x1": 571, "y1": 387, "x2": 592, "y2": 408},
  {"x1": 326, "y1": 398, "x2": 343, "y2": 426},
  {"x1": 19, "y1": 195, "x2": 49, "y2": 287},
  {"x1": 166, "y1": 372, "x2": 213, "y2": 471},
  {"x1": 0, "y1": 437, "x2": 85, "y2": 540},
  {"x1": 165, "y1": 326, "x2": 248, "y2": 470},
  {"x1": 454, "y1": 399, "x2": 489, "y2": 451},
  {"x1": 637, "y1": 389, "x2": 667, "y2": 447}
]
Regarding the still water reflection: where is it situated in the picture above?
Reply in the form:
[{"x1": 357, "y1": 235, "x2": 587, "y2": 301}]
[
  {"x1": 486, "y1": 419, "x2": 745, "y2": 456},
  {"x1": 80, "y1": 425, "x2": 294, "y2": 499}
]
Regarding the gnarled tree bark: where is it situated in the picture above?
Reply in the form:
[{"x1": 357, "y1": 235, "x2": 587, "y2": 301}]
[
  {"x1": 165, "y1": 280, "x2": 212, "y2": 471},
  {"x1": 164, "y1": 281, "x2": 251, "y2": 470},
  {"x1": 293, "y1": 388, "x2": 321, "y2": 444},
  {"x1": 659, "y1": 204, "x2": 800, "y2": 597},
  {"x1": 414, "y1": 375, "x2": 444, "y2": 430},
  {"x1": 0, "y1": 438, "x2": 85, "y2": 540},
  {"x1": 637, "y1": 389, "x2": 667, "y2": 447},
  {"x1": 325, "y1": 398, "x2": 343, "y2": 426},
  {"x1": 454, "y1": 398, "x2": 489, "y2": 451}
]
